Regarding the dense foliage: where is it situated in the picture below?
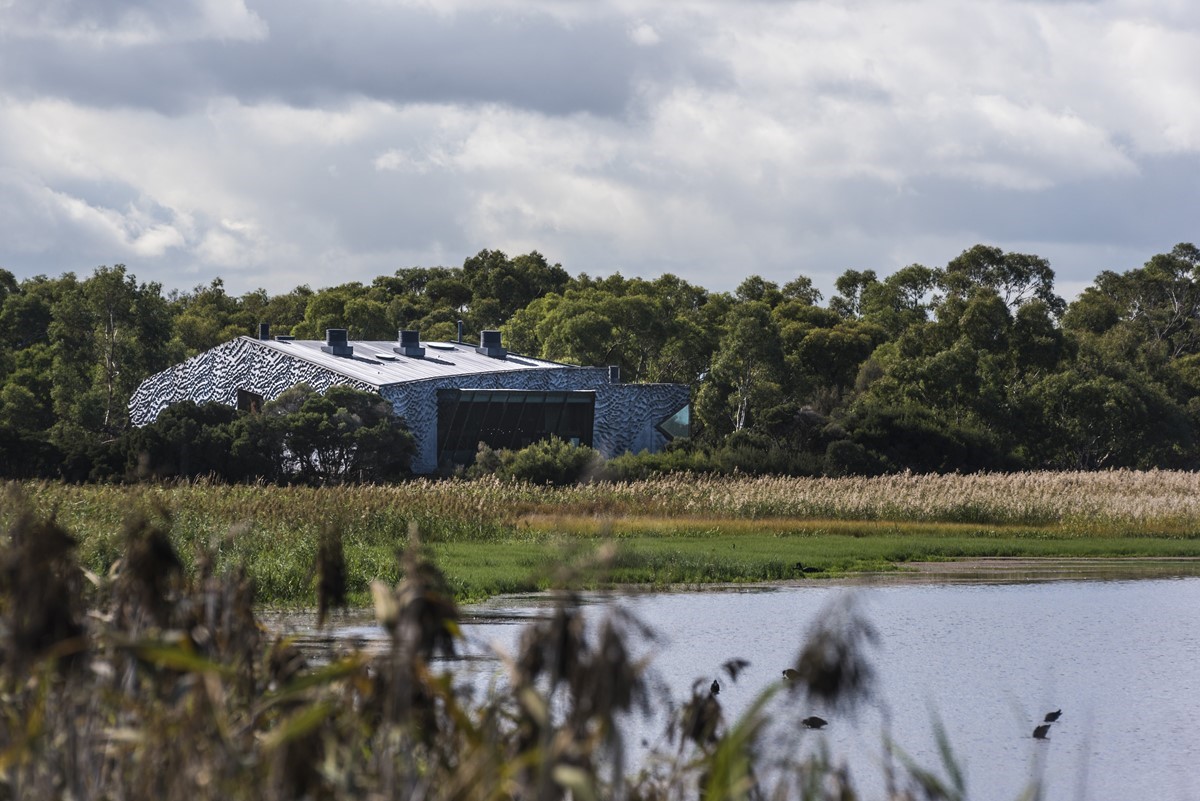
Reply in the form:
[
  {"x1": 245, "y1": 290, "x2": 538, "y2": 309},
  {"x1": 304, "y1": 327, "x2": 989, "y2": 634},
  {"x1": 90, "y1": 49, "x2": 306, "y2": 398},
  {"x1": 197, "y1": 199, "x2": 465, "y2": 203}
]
[
  {"x1": 3, "y1": 243, "x2": 1200, "y2": 481},
  {"x1": 3, "y1": 499, "x2": 989, "y2": 801}
]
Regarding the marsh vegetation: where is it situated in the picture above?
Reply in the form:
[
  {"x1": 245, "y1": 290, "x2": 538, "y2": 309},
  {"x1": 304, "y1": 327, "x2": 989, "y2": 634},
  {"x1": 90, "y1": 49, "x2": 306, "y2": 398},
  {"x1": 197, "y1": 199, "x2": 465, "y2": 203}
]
[
  {"x1": 3, "y1": 493, "x2": 999, "y2": 801},
  {"x1": 6, "y1": 470, "x2": 1200, "y2": 605}
]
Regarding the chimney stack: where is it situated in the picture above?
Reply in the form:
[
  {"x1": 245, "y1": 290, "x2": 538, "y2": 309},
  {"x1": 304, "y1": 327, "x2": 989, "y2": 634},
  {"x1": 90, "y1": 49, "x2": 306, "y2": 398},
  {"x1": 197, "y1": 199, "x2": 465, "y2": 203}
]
[
  {"x1": 476, "y1": 330, "x2": 507, "y2": 359},
  {"x1": 321, "y1": 328, "x2": 354, "y2": 357},
  {"x1": 395, "y1": 329, "x2": 426, "y2": 358}
]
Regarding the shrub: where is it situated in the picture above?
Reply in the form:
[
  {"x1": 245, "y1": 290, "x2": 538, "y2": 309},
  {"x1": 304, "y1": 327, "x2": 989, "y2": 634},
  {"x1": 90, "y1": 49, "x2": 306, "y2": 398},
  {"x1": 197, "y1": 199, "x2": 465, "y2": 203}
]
[{"x1": 468, "y1": 437, "x2": 602, "y2": 486}]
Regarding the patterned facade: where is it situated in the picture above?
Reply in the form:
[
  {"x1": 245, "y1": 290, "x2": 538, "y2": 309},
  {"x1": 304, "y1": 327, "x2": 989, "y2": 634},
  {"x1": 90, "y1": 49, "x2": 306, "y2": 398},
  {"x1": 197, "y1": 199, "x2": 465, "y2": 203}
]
[{"x1": 129, "y1": 336, "x2": 690, "y2": 473}]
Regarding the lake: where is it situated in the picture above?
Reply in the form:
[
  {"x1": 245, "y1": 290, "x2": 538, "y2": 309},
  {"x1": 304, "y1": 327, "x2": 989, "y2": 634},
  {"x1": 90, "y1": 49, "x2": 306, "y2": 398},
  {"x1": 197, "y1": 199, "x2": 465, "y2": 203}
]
[{"x1": 273, "y1": 566, "x2": 1200, "y2": 800}]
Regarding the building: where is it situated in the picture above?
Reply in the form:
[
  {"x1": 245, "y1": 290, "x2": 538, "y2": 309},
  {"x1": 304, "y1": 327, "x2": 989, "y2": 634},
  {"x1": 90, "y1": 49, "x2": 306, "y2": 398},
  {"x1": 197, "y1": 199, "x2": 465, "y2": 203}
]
[{"x1": 128, "y1": 327, "x2": 691, "y2": 473}]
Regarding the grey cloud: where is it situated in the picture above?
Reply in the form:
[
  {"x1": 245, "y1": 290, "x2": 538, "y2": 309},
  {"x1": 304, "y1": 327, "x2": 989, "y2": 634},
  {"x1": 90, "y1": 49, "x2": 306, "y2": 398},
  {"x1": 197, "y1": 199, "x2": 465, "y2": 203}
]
[
  {"x1": 3, "y1": 0, "x2": 1196, "y2": 303},
  {"x1": 536, "y1": 151, "x2": 1200, "y2": 297},
  {"x1": 5, "y1": 0, "x2": 214, "y2": 32},
  {"x1": 0, "y1": 1, "x2": 724, "y2": 117},
  {"x1": 894, "y1": 156, "x2": 1199, "y2": 259}
]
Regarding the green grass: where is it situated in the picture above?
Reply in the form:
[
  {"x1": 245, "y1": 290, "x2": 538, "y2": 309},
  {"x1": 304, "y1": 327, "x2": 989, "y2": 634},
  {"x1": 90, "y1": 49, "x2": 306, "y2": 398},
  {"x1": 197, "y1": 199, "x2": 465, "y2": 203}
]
[{"x1": 7, "y1": 478, "x2": 1200, "y2": 605}]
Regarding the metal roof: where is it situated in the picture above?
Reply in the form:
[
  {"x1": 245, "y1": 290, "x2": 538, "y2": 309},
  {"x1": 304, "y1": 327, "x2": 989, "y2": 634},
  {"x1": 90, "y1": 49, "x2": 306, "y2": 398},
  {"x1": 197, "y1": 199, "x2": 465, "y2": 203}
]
[{"x1": 248, "y1": 336, "x2": 585, "y2": 388}]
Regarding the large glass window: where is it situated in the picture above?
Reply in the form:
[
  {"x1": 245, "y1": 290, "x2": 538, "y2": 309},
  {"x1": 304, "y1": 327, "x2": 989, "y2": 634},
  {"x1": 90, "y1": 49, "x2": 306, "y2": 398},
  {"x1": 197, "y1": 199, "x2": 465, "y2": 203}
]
[
  {"x1": 437, "y1": 389, "x2": 596, "y2": 467},
  {"x1": 657, "y1": 403, "x2": 690, "y2": 441}
]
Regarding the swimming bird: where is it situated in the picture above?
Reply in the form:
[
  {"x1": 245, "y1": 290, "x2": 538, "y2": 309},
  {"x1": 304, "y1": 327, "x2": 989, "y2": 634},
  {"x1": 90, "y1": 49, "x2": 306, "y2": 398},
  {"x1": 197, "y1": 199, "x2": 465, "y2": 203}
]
[
  {"x1": 1033, "y1": 724, "x2": 1051, "y2": 739},
  {"x1": 802, "y1": 716, "x2": 828, "y2": 730},
  {"x1": 710, "y1": 679, "x2": 720, "y2": 696},
  {"x1": 1044, "y1": 709, "x2": 1062, "y2": 723},
  {"x1": 783, "y1": 668, "x2": 799, "y2": 681}
]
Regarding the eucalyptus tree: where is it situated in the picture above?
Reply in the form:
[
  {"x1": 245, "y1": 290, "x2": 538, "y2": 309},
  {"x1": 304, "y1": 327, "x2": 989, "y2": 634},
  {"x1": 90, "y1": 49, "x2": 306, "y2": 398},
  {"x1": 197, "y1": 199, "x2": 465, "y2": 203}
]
[
  {"x1": 941, "y1": 244, "x2": 1065, "y2": 315},
  {"x1": 695, "y1": 300, "x2": 785, "y2": 436},
  {"x1": 170, "y1": 278, "x2": 257, "y2": 355},
  {"x1": 1070, "y1": 243, "x2": 1200, "y2": 365}
]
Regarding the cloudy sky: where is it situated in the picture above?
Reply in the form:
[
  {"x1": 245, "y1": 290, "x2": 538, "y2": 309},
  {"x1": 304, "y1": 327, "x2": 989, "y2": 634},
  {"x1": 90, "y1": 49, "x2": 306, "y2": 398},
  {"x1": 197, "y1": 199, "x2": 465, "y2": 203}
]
[{"x1": 1, "y1": 0, "x2": 1198, "y2": 300}]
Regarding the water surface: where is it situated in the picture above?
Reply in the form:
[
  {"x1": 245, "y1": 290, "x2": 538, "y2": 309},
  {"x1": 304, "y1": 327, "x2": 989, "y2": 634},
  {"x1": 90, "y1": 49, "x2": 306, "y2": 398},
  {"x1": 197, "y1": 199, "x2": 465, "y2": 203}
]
[{"x1": 272, "y1": 569, "x2": 1200, "y2": 800}]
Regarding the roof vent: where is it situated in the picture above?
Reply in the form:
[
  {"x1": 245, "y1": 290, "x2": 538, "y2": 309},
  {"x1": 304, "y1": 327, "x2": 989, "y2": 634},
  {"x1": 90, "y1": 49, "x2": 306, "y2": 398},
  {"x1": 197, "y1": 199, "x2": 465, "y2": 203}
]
[
  {"x1": 476, "y1": 330, "x2": 507, "y2": 360},
  {"x1": 394, "y1": 329, "x2": 426, "y2": 359},
  {"x1": 275, "y1": 335, "x2": 295, "y2": 342},
  {"x1": 257, "y1": 322, "x2": 271, "y2": 340},
  {"x1": 322, "y1": 328, "x2": 354, "y2": 357}
]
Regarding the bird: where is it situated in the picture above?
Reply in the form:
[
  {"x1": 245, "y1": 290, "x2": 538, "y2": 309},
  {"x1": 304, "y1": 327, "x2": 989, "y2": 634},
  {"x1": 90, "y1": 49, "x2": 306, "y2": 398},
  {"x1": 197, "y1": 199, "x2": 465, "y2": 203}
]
[
  {"x1": 802, "y1": 716, "x2": 828, "y2": 730},
  {"x1": 710, "y1": 679, "x2": 720, "y2": 696},
  {"x1": 1043, "y1": 709, "x2": 1062, "y2": 723},
  {"x1": 1033, "y1": 724, "x2": 1051, "y2": 739},
  {"x1": 783, "y1": 668, "x2": 800, "y2": 681}
]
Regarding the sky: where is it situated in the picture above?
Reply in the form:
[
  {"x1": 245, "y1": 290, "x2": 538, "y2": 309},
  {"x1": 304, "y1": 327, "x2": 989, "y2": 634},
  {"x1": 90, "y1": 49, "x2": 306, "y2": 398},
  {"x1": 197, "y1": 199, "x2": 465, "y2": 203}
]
[{"x1": 1, "y1": 0, "x2": 1199, "y2": 302}]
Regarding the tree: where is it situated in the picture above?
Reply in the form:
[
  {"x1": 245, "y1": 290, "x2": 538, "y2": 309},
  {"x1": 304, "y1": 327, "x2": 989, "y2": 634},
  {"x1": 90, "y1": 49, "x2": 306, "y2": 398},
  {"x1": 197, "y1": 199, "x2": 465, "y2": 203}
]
[
  {"x1": 0, "y1": 344, "x2": 55, "y2": 432},
  {"x1": 1021, "y1": 362, "x2": 1191, "y2": 469},
  {"x1": 695, "y1": 302, "x2": 785, "y2": 435},
  {"x1": 859, "y1": 264, "x2": 938, "y2": 337},
  {"x1": 792, "y1": 322, "x2": 887, "y2": 398},
  {"x1": 122, "y1": 401, "x2": 240, "y2": 480},
  {"x1": 1010, "y1": 300, "x2": 1066, "y2": 377},
  {"x1": 267, "y1": 384, "x2": 414, "y2": 483},
  {"x1": 734, "y1": 275, "x2": 783, "y2": 307},
  {"x1": 504, "y1": 275, "x2": 721, "y2": 384},
  {"x1": 941, "y1": 244, "x2": 1065, "y2": 315},
  {"x1": 781, "y1": 275, "x2": 823, "y2": 306},
  {"x1": 292, "y1": 284, "x2": 364, "y2": 340},
  {"x1": 1084, "y1": 243, "x2": 1200, "y2": 361},
  {"x1": 78, "y1": 266, "x2": 174, "y2": 433},
  {"x1": 836, "y1": 402, "x2": 1008, "y2": 474},
  {"x1": 170, "y1": 278, "x2": 253, "y2": 355},
  {"x1": 830, "y1": 269, "x2": 879, "y2": 318},
  {"x1": 461, "y1": 250, "x2": 570, "y2": 324},
  {"x1": 344, "y1": 297, "x2": 392, "y2": 340}
]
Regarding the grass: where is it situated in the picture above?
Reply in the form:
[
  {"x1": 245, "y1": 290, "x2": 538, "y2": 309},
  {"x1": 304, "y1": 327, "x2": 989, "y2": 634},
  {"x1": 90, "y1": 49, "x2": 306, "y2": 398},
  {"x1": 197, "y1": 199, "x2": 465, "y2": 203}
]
[
  {"x1": 1, "y1": 502, "x2": 982, "y2": 801},
  {"x1": 7, "y1": 470, "x2": 1200, "y2": 605}
]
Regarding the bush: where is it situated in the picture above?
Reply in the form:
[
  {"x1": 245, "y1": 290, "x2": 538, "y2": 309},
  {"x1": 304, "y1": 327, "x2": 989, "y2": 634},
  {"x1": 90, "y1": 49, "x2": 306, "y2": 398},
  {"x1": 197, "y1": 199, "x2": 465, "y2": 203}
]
[
  {"x1": 599, "y1": 442, "x2": 717, "y2": 480},
  {"x1": 468, "y1": 437, "x2": 602, "y2": 486},
  {"x1": 823, "y1": 439, "x2": 885, "y2": 477}
]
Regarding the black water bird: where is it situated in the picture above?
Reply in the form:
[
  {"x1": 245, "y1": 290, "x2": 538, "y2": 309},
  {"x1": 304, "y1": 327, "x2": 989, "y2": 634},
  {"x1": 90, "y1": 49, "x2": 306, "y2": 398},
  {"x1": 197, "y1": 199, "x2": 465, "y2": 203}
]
[
  {"x1": 710, "y1": 679, "x2": 720, "y2": 696},
  {"x1": 722, "y1": 658, "x2": 750, "y2": 682},
  {"x1": 802, "y1": 716, "x2": 828, "y2": 730},
  {"x1": 1044, "y1": 709, "x2": 1062, "y2": 723},
  {"x1": 1033, "y1": 724, "x2": 1051, "y2": 739}
]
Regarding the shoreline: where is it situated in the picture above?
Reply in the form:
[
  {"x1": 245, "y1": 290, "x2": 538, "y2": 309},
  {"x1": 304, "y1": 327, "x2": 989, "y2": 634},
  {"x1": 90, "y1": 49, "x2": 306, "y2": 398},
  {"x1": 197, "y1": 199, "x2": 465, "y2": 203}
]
[{"x1": 266, "y1": 556, "x2": 1200, "y2": 621}]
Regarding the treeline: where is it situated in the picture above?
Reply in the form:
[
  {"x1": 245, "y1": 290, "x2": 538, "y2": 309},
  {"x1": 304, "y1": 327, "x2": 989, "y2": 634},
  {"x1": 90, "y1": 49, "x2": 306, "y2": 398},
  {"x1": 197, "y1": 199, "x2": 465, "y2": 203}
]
[{"x1": 2, "y1": 243, "x2": 1199, "y2": 481}]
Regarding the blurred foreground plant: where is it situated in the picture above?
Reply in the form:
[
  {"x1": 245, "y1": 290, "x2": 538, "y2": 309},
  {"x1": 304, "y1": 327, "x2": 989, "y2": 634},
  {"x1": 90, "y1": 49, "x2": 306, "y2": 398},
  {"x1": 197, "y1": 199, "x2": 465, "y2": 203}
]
[{"x1": 1, "y1": 492, "x2": 1027, "y2": 800}]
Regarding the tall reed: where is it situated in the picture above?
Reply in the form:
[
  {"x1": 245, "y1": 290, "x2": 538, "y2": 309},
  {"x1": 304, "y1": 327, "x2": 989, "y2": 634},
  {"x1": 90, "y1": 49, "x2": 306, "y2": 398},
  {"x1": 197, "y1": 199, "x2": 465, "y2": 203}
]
[{"x1": 1, "y1": 491, "x2": 1015, "y2": 800}]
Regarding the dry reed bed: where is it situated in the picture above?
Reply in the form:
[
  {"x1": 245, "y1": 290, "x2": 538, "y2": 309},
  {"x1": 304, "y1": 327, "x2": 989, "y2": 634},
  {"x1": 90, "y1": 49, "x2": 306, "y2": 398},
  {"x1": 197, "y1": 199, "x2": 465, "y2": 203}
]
[
  {"x1": 535, "y1": 470, "x2": 1200, "y2": 525},
  {"x1": 10, "y1": 470, "x2": 1200, "y2": 534}
]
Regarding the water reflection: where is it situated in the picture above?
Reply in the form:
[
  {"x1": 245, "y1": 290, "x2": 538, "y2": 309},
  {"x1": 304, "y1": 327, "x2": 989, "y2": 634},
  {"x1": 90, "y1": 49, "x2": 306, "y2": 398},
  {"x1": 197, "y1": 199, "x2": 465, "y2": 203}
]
[{"x1": 265, "y1": 565, "x2": 1200, "y2": 801}]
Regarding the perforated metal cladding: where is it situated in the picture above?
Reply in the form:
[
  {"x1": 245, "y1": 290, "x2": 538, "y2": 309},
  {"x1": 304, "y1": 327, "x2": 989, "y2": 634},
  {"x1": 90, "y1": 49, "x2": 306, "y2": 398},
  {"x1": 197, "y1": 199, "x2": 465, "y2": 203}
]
[
  {"x1": 129, "y1": 337, "x2": 690, "y2": 473},
  {"x1": 381, "y1": 372, "x2": 688, "y2": 472},
  {"x1": 128, "y1": 337, "x2": 375, "y2": 427}
]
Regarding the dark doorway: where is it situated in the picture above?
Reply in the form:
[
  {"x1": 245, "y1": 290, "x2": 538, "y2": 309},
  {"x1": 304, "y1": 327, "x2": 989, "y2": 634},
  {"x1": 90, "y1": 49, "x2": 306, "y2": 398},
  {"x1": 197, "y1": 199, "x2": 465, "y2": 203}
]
[
  {"x1": 436, "y1": 389, "x2": 595, "y2": 467},
  {"x1": 236, "y1": 389, "x2": 264, "y2": 413}
]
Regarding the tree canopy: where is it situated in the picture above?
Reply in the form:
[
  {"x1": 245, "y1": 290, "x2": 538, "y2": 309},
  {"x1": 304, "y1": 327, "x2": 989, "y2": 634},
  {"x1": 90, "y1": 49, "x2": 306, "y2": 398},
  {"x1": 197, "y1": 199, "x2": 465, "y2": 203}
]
[{"x1": 3, "y1": 243, "x2": 1200, "y2": 481}]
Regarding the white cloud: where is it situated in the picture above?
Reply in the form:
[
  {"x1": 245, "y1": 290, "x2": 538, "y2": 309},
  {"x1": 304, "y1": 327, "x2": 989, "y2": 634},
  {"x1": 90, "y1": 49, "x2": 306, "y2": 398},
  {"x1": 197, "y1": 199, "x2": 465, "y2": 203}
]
[
  {"x1": 629, "y1": 21, "x2": 660, "y2": 46},
  {"x1": 2, "y1": 0, "x2": 1199, "y2": 298},
  {"x1": 44, "y1": 187, "x2": 186, "y2": 257}
]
